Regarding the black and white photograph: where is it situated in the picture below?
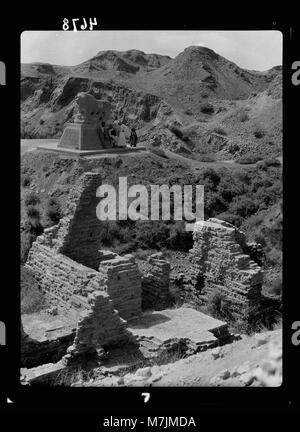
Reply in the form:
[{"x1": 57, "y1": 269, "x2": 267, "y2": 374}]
[{"x1": 19, "y1": 29, "x2": 283, "y2": 390}]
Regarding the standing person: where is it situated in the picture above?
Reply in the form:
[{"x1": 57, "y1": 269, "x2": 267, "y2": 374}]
[
  {"x1": 108, "y1": 123, "x2": 118, "y2": 147},
  {"x1": 96, "y1": 121, "x2": 105, "y2": 146},
  {"x1": 101, "y1": 121, "x2": 111, "y2": 148},
  {"x1": 130, "y1": 127, "x2": 138, "y2": 148}
]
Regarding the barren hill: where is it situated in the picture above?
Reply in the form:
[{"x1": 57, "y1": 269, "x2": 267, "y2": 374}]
[{"x1": 21, "y1": 46, "x2": 282, "y2": 159}]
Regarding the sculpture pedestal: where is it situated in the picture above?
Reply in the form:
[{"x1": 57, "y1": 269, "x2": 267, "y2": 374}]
[{"x1": 58, "y1": 122, "x2": 109, "y2": 151}]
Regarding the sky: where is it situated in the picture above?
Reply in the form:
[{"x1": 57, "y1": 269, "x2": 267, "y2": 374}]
[{"x1": 21, "y1": 30, "x2": 282, "y2": 71}]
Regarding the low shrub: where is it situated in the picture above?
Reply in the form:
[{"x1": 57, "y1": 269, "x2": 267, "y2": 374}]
[
  {"x1": 254, "y1": 127, "x2": 266, "y2": 139},
  {"x1": 231, "y1": 197, "x2": 259, "y2": 218},
  {"x1": 205, "y1": 290, "x2": 234, "y2": 322},
  {"x1": 265, "y1": 275, "x2": 282, "y2": 297},
  {"x1": 26, "y1": 205, "x2": 41, "y2": 219},
  {"x1": 24, "y1": 191, "x2": 40, "y2": 206},
  {"x1": 206, "y1": 290, "x2": 281, "y2": 334},
  {"x1": 114, "y1": 242, "x2": 136, "y2": 255},
  {"x1": 45, "y1": 197, "x2": 62, "y2": 225},
  {"x1": 265, "y1": 248, "x2": 282, "y2": 268},
  {"x1": 200, "y1": 103, "x2": 214, "y2": 114},
  {"x1": 169, "y1": 125, "x2": 183, "y2": 138},
  {"x1": 232, "y1": 301, "x2": 281, "y2": 334},
  {"x1": 212, "y1": 126, "x2": 227, "y2": 136},
  {"x1": 21, "y1": 174, "x2": 31, "y2": 187},
  {"x1": 168, "y1": 222, "x2": 193, "y2": 251},
  {"x1": 168, "y1": 125, "x2": 190, "y2": 143}
]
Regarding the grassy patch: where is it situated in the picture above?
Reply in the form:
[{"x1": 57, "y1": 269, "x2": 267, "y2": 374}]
[
  {"x1": 24, "y1": 191, "x2": 40, "y2": 206},
  {"x1": 168, "y1": 125, "x2": 191, "y2": 143},
  {"x1": 212, "y1": 126, "x2": 227, "y2": 136},
  {"x1": 204, "y1": 289, "x2": 281, "y2": 334},
  {"x1": 44, "y1": 197, "x2": 62, "y2": 225},
  {"x1": 200, "y1": 103, "x2": 214, "y2": 114},
  {"x1": 149, "y1": 147, "x2": 168, "y2": 159},
  {"x1": 253, "y1": 127, "x2": 266, "y2": 139},
  {"x1": 21, "y1": 174, "x2": 32, "y2": 187}
]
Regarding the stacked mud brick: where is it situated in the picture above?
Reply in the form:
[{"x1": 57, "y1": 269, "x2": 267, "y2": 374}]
[
  {"x1": 190, "y1": 218, "x2": 263, "y2": 316},
  {"x1": 65, "y1": 290, "x2": 135, "y2": 361},
  {"x1": 99, "y1": 254, "x2": 142, "y2": 320},
  {"x1": 55, "y1": 172, "x2": 103, "y2": 269},
  {"x1": 26, "y1": 242, "x2": 106, "y2": 311},
  {"x1": 25, "y1": 172, "x2": 142, "y2": 359},
  {"x1": 141, "y1": 252, "x2": 170, "y2": 308}
]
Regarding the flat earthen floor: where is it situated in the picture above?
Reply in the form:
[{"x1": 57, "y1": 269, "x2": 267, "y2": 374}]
[
  {"x1": 127, "y1": 307, "x2": 228, "y2": 346},
  {"x1": 22, "y1": 311, "x2": 78, "y2": 342}
]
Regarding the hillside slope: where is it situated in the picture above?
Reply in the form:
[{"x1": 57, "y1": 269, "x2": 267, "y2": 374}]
[
  {"x1": 21, "y1": 46, "x2": 282, "y2": 159},
  {"x1": 74, "y1": 329, "x2": 282, "y2": 387}
]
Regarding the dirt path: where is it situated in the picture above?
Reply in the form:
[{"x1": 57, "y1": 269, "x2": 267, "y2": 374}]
[
  {"x1": 163, "y1": 149, "x2": 252, "y2": 170},
  {"x1": 21, "y1": 139, "x2": 58, "y2": 155}
]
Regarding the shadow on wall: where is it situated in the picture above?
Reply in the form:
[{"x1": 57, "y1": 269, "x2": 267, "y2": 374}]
[{"x1": 128, "y1": 312, "x2": 171, "y2": 330}]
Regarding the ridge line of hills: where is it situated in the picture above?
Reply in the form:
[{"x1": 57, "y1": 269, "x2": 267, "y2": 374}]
[{"x1": 21, "y1": 45, "x2": 282, "y2": 161}]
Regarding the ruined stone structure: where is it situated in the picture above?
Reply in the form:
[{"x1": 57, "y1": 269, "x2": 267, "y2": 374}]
[
  {"x1": 99, "y1": 254, "x2": 142, "y2": 320},
  {"x1": 190, "y1": 218, "x2": 263, "y2": 316},
  {"x1": 140, "y1": 252, "x2": 171, "y2": 308},
  {"x1": 21, "y1": 317, "x2": 76, "y2": 368},
  {"x1": 65, "y1": 290, "x2": 133, "y2": 362},
  {"x1": 46, "y1": 172, "x2": 106, "y2": 269},
  {"x1": 22, "y1": 171, "x2": 267, "y2": 383},
  {"x1": 25, "y1": 172, "x2": 141, "y2": 361}
]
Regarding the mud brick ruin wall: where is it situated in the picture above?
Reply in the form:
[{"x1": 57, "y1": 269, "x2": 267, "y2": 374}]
[
  {"x1": 42, "y1": 172, "x2": 104, "y2": 270},
  {"x1": 25, "y1": 244, "x2": 134, "y2": 356},
  {"x1": 99, "y1": 254, "x2": 142, "y2": 320},
  {"x1": 66, "y1": 290, "x2": 134, "y2": 360},
  {"x1": 26, "y1": 241, "x2": 107, "y2": 312},
  {"x1": 25, "y1": 172, "x2": 142, "y2": 358},
  {"x1": 190, "y1": 218, "x2": 263, "y2": 315},
  {"x1": 141, "y1": 253, "x2": 171, "y2": 308}
]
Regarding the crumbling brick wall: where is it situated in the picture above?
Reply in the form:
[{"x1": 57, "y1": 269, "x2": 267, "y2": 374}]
[
  {"x1": 65, "y1": 290, "x2": 135, "y2": 362},
  {"x1": 26, "y1": 242, "x2": 107, "y2": 311},
  {"x1": 190, "y1": 218, "x2": 263, "y2": 316},
  {"x1": 98, "y1": 253, "x2": 142, "y2": 320},
  {"x1": 24, "y1": 171, "x2": 142, "y2": 360},
  {"x1": 38, "y1": 172, "x2": 103, "y2": 269},
  {"x1": 25, "y1": 245, "x2": 136, "y2": 361},
  {"x1": 26, "y1": 172, "x2": 142, "y2": 319},
  {"x1": 140, "y1": 252, "x2": 171, "y2": 308}
]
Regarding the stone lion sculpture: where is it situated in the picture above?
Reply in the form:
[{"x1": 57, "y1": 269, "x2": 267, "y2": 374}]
[{"x1": 74, "y1": 92, "x2": 111, "y2": 124}]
